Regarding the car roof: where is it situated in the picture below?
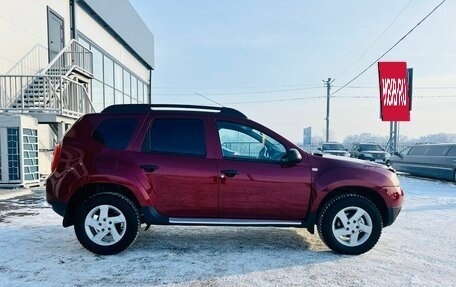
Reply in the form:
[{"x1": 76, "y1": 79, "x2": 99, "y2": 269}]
[{"x1": 101, "y1": 104, "x2": 247, "y2": 119}]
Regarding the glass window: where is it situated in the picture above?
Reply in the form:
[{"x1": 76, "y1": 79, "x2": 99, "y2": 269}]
[
  {"x1": 92, "y1": 118, "x2": 138, "y2": 150},
  {"x1": 143, "y1": 119, "x2": 206, "y2": 157},
  {"x1": 359, "y1": 144, "x2": 384, "y2": 151},
  {"x1": 409, "y1": 146, "x2": 429, "y2": 156},
  {"x1": 78, "y1": 37, "x2": 91, "y2": 50},
  {"x1": 123, "y1": 70, "x2": 131, "y2": 103},
  {"x1": 138, "y1": 82, "x2": 144, "y2": 103},
  {"x1": 114, "y1": 63, "x2": 123, "y2": 91},
  {"x1": 131, "y1": 76, "x2": 138, "y2": 103},
  {"x1": 92, "y1": 80, "x2": 104, "y2": 112},
  {"x1": 447, "y1": 146, "x2": 456, "y2": 156},
  {"x1": 427, "y1": 145, "x2": 451, "y2": 156},
  {"x1": 104, "y1": 57, "x2": 114, "y2": 86},
  {"x1": 143, "y1": 83, "x2": 149, "y2": 103},
  {"x1": 217, "y1": 121, "x2": 286, "y2": 162},
  {"x1": 92, "y1": 48, "x2": 103, "y2": 80},
  {"x1": 104, "y1": 85, "x2": 114, "y2": 107},
  {"x1": 115, "y1": 90, "x2": 123, "y2": 105}
]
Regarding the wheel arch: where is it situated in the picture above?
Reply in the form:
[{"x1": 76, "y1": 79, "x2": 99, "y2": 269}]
[
  {"x1": 316, "y1": 186, "x2": 389, "y2": 227},
  {"x1": 63, "y1": 183, "x2": 142, "y2": 227}
]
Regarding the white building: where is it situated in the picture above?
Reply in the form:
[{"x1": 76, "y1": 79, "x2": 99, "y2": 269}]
[{"x1": 0, "y1": 0, "x2": 154, "y2": 186}]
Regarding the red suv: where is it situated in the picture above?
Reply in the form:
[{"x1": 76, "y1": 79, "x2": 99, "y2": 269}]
[{"x1": 46, "y1": 105, "x2": 404, "y2": 255}]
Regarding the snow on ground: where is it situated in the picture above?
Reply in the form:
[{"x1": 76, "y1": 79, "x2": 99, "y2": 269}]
[{"x1": 0, "y1": 175, "x2": 455, "y2": 287}]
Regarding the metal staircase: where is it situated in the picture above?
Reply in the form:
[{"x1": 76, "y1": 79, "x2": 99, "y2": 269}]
[{"x1": 0, "y1": 39, "x2": 95, "y2": 123}]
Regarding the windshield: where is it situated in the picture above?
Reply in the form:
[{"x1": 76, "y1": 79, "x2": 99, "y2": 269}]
[
  {"x1": 359, "y1": 144, "x2": 384, "y2": 151},
  {"x1": 322, "y1": 143, "x2": 345, "y2": 151}
]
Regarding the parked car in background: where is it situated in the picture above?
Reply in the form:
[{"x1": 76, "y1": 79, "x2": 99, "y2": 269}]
[
  {"x1": 349, "y1": 143, "x2": 389, "y2": 164},
  {"x1": 386, "y1": 143, "x2": 456, "y2": 182},
  {"x1": 316, "y1": 142, "x2": 350, "y2": 157}
]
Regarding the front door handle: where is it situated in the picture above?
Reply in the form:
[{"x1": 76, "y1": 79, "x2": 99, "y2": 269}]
[
  {"x1": 141, "y1": 165, "x2": 159, "y2": 173},
  {"x1": 221, "y1": 169, "x2": 239, "y2": 178}
]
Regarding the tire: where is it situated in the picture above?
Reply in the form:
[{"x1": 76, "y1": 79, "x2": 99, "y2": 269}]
[
  {"x1": 317, "y1": 194, "x2": 382, "y2": 255},
  {"x1": 74, "y1": 192, "x2": 140, "y2": 255}
]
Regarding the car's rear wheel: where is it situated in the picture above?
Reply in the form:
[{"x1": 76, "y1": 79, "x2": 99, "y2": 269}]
[
  {"x1": 74, "y1": 192, "x2": 140, "y2": 255},
  {"x1": 317, "y1": 194, "x2": 382, "y2": 255}
]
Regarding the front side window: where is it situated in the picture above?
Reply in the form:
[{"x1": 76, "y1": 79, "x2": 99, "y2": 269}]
[
  {"x1": 142, "y1": 119, "x2": 206, "y2": 157},
  {"x1": 217, "y1": 121, "x2": 286, "y2": 162}
]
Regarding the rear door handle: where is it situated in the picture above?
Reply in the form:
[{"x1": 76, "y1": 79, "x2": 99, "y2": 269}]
[
  {"x1": 221, "y1": 169, "x2": 239, "y2": 178},
  {"x1": 141, "y1": 165, "x2": 159, "y2": 173}
]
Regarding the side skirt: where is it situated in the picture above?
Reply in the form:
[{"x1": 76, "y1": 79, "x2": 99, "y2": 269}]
[{"x1": 142, "y1": 207, "x2": 316, "y2": 233}]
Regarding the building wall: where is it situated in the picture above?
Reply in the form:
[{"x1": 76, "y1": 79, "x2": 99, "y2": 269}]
[
  {"x1": 1, "y1": 0, "x2": 154, "y2": 177},
  {"x1": 0, "y1": 0, "x2": 70, "y2": 74},
  {"x1": 76, "y1": 6, "x2": 150, "y2": 83}
]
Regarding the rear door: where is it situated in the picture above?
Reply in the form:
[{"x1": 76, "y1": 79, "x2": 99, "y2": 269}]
[
  {"x1": 215, "y1": 120, "x2": 312, "y2": 220},
  {"x1": 132, "y1": 116, "x2": 218, "y2": 218}
]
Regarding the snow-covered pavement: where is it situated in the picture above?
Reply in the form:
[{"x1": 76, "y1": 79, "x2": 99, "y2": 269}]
[{"x1": 0, "y1": 176, "x2": 455, "y2": 287}]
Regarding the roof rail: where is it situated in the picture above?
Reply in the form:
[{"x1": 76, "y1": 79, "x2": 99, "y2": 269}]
[{"x1": 101, "y1": 104, "x2": 247, "y2": 118}]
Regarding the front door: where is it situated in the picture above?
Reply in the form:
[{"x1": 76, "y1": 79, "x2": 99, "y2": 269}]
[
  {"x1": 216, "y1": 121, "x2": 312, "y2": 220},
  {"x1": 133, "y1": 117, "x2": 218, "y2": 218},
  {"x1": 47, "y1": 8, "x2": 65, "y2": 62}
]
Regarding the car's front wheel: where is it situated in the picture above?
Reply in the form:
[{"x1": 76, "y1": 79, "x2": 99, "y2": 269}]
[
  {"x1": 74, "y1": 192, "x2": 140, "y2": 255},
  {"x1": 317, "y1": 194, "x2": 382, "y2": 255}
]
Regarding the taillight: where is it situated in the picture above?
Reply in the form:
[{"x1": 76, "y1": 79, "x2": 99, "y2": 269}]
[{"x1": 51, "y1": 143, "x2": 62, "y2": 172}]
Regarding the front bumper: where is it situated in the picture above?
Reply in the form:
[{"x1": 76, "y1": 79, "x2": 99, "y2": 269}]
[
  {"x1": 385, "y1": 206, "x2": 402, "y2": 226},
  {"x1": 382, "y1": 185, "x2": 404, "y2": 226}
]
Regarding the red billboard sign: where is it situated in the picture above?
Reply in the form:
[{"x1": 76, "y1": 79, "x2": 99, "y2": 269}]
[{"x1": 378, "y1": 62, "x2": 410, "y2": 121}]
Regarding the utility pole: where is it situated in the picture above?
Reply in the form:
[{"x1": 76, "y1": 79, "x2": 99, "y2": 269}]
[{"x1": 323, "y1": 78, "x2": 335, "y2": 142}]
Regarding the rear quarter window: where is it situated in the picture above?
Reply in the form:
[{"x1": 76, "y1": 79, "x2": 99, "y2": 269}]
[{"x1": 92, "y1": 118, "x2": 138, "y2": 150}]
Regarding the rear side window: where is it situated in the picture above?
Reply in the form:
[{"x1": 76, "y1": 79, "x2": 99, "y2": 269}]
[
  {"x1": 427, "y1": 146, "x2": 451, "y2": 156},
  {"x1": 92, "y1": 118, "x2": 138, "y2": 150},
  {"x1": 142, "y1": 118, "x2": 206, "y2": 157},
  {"x1": 408, "y1": 146, "x2": 428, "y2": 156},
  {"x1": 447, "y1": 146, "x2": 456, "y2": 156}
]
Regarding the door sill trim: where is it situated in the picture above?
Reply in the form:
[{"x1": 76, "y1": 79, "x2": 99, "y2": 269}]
[{"x1": 168, "y1": 218, "x2": 302, "y2": 226}]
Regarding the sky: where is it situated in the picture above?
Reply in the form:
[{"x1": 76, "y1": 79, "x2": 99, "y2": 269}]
[{"x1": 130, "y1": 0, "x2": 456, "y2": 143}]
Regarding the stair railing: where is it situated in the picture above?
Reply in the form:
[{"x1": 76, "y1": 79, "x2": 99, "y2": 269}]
[
  {"x1": 0, "y1": 74, "x2": 95, "y2": 118},
  {"x1": 40, "y1": 39, "x2": 93, "y2": 76}
]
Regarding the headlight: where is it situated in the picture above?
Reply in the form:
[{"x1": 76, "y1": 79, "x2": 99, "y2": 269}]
[
  {"x1": 344, "y1": 152, "x2": 350, "y2": 157},
  {"x1": 386, "y1": 153, "x2": 391, "y2": 158}
]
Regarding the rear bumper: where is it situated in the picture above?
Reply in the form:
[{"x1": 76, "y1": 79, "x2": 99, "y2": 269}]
[
  {"x1": 47, "y1": 199, "x2": 67, "y2": 217},
  {"x1": 46, "y1": 176, "x2": 67, "y2": 217}
]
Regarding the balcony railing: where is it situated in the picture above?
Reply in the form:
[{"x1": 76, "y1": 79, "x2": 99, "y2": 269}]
[{"x1": 0, "y1": 74, "x2": 94, "y2": 119}]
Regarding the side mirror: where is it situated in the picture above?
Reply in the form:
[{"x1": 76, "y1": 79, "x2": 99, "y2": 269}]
[
  {"x1": 317, "y1": 147, "x2": 322, "y2": 151},
  {"x1": 284, "y1": 148, "x2": 302, "y2": 164}
]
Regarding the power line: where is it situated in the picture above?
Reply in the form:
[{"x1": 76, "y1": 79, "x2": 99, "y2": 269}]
[
  {"x1": 152, "y1": 83, "x2": 321, "y2": 90},
  {"x1": 194, "y1": 92, "x2": 224, "y2": 106},
  {"x1": 335, "y1": 85, "x2": 456, "y2": 90},
  {"x1": 223, "y1": 96, "x2": 325, "y2": 105},
  {"x1": 331, "y1": 0, "x2": 447, "y2": 96},
  {"x1": 335, "y1": 0, "x2": 414, "y2": 79},
  {"x1": 151, "y1": 85, "x2": 456, "y2": 97},
  {"x1": 152, "y1": 86, "x2": 323, "y2": 96},
  {"x1": 224, "y1": 94, "x2": 456, "y2": 105}
]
